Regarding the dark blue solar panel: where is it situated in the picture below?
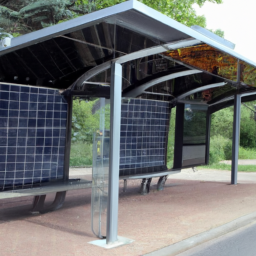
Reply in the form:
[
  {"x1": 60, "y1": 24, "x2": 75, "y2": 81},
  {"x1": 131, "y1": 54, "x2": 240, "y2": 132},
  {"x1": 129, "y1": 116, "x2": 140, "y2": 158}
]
[
  {"x1": 0, "y1": 83, "x2": 67, "y2": 191},
  {"x1": 119, "y1": 99, "x2": 169, "y2": 176}
]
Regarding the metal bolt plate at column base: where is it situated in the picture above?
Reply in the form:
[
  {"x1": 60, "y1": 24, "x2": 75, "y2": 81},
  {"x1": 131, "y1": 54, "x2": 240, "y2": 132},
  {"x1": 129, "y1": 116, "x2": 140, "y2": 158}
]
[{"x1": 88, "y1": 236, "x2": 134, "y2": 249}]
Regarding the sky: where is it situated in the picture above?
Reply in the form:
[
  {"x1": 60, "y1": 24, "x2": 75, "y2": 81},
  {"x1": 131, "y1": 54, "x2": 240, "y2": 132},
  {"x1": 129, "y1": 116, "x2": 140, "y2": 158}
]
[{"x1": 194, "y1": 0, "x2": 256, "y2": 62}]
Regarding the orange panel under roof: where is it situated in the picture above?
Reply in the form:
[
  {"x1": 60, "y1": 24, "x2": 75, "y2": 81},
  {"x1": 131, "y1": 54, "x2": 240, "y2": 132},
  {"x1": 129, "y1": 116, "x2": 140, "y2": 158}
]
[{"x1": 164, "y1": 44, "x2": 256, "y2": 87}]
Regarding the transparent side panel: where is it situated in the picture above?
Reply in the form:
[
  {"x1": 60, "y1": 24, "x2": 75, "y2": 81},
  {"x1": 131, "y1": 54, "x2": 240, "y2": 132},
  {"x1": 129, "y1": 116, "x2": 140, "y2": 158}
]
[
  {"x1": 182, "y1": 104, "x2": 208, "y2": 167},
  {"x1": 167, "y1": 107, "x2": 176, "y2": 169},
  {"x1": 183, "y1": 104, "x2": 207, "y2": 145},
  {"x1": 91, "y1": 98, "x2": 110, "y2": 238}
]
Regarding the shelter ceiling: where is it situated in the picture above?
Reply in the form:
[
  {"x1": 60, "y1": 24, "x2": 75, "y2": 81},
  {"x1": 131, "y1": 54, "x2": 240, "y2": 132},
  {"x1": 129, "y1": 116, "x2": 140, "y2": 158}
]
[{"x1": 0, "y1": 0, "x2": 256, "y2": 105}]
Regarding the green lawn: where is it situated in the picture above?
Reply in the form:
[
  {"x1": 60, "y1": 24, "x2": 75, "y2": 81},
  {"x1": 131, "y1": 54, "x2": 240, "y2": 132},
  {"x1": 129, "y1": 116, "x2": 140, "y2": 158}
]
[
  {"x1": 70, "y1": 142, "x2": 93, "y2": 167},
  {"x1": 200, "y1": 163, "x2": 256, "y2": 172},
  {"x1": 199, "y1": 146, "x2": 256, "y2": 172}
]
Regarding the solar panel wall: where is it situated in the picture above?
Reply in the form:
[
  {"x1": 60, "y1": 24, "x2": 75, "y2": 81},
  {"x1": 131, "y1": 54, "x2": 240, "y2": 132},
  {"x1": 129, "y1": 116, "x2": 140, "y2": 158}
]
[
  {"x1": 119, "y1": 99, "x2": 170, "y2": 176},
  {"x1": 0, "y1": 83, "x2": 67, "y2": 191}
]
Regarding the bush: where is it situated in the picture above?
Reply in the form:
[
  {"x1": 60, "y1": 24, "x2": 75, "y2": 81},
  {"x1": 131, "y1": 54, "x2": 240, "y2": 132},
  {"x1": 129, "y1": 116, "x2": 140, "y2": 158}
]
[
  {"x1": 209, "y1": 136, "x2": 256, "y2": 164},
  {"x1": 70, "y1": 142, "x2": 93, "y2": 166},
  {"x1": 223, "y1": 139, "x2": 232, "y2": 160},
  {"x1": 239, "y1": 147, "x2": 256, "y2": 159},
  {"x1": 72, "y1": 99, "x2": 100, "y2": 143},
  {"x1": 209, "y1": 135, "x2": 231, "y2": 164}
]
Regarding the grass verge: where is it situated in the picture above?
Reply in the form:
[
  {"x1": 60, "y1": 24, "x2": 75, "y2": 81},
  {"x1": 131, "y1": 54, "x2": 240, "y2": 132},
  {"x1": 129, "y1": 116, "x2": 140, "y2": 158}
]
[
  {"x1": 200, "y1": 163, "x2": 256, "y2": 172},
  {"x1": 70, "y1": 142, "x2": 93, "y2": 167}
]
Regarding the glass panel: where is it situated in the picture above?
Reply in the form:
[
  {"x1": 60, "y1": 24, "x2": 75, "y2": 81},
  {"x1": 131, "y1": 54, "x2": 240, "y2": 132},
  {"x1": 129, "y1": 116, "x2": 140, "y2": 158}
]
[
  {"x1": 91, "y1": 98, "x2": 110, "y2": 238},
  {"x1": 183, "y1": 104, "x2": 207, "y2": 145},
  {"x1": 182, "y1": 145, "x2": 206, "y2": 167},
  {"x1": 182, "y1": 104, "x2": 208, "y2": 167}
]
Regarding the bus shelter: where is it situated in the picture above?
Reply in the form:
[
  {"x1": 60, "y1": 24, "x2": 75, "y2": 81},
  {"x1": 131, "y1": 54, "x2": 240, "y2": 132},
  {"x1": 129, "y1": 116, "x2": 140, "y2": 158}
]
[{"x1": 0, "y1": 0, "x2": 256, "y2": 247}]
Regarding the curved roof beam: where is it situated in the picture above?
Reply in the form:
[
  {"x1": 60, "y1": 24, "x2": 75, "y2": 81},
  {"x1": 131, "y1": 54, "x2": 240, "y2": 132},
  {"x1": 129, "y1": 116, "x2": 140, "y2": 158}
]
[
  {"x1": 176, "y1": 82, "x2": 226, "y2": 101},
  {"x1": 123, "y1": 70, "x2": 202, "y2": 98},
  {"x1": 209, "y1": 91, "x2": 256, "y2": 114},
  {"x1": 240, "y1": 90, "x2": 256, "y2": 98},
  {"x1": 209, "y1": 96, "x2": 234, "y2": 107},
  {"x1": 115, "y1": 39, "x2": 201, "y2": 64},
  {"x1": 209, "y1": 89, "x2": 256, "y2": 109},
  {"x1": 71, "y1": 38, "x2": 201, "y2": 90}
]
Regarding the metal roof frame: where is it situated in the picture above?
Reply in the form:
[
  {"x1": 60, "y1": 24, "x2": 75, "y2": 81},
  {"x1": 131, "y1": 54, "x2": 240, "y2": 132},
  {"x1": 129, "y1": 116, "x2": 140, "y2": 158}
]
[
  {"x1": 1, "y1": 0, "x2": 256, "y2": 68},
  {"x1": 0, "y1": 0, "x2": 256, "y2": 103},
  {"x1": 123, "y1": 70, "x2": 202, "y2": 98},
  {"x1": 176, "y1": 82, "x2": 227, "y2": 100}
]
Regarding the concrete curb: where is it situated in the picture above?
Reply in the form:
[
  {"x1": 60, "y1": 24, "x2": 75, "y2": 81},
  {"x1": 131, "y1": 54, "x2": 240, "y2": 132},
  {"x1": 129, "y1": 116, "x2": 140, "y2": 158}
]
[{"x1": 144, "y1": 211, "x2": 256, "y2": 256}]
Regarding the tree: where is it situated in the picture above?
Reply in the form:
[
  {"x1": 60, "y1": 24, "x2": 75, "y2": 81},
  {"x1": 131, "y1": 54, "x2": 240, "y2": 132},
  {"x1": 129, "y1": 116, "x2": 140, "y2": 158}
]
[
  {"x1": 72, "y1": 99, "x2": 100, "y2": 143},
  {"x1": 211, "y1": 101, "x2": 256, "y2": 149},
  {"x1": 0, "y1": 0, "x2": 224, "y2": 37},
  {"x1": 139, "y1": 0, "x2": 223, "y2": 28}
]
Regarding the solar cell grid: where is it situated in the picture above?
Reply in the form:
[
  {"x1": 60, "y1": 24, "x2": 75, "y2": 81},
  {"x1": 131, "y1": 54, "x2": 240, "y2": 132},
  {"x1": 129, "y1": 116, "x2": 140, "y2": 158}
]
[
  {"x1": 119, "y1": 99, "x2": 169, "y2": 176},
  {"x1": 0, "y1": 83, "x2": 67, "y2": 191}
]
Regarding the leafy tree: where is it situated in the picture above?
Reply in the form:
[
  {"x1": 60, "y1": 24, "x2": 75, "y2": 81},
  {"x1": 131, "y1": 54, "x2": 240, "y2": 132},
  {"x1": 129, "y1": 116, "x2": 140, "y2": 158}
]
[
  {"x1": 211, "y1": 28, "x2": 224, "y2": 38},
  {"x1": 211, "y1": 107, "x2": 234, "y2": 140},
  {"x1": 0, "y1": 0, "x2": 224, "y2": 36},
  {"x1": 72, "y1": 99, "x2": 100, "y2": 143},
  {"x1": 76, "y1": 0, "x2": 224, "y2": 31},
  {"x1": 211, "y1": 101, "x2": 256, "y2": 149},
  {"x1": 72, "y1": 99, "x2": 110, "y2": 143},
  {"x1": 240, "y1": 103, "x2": 256, "y2": 148},
  {"x1": 138, "y1": 0, "x2": 223, "y2": 28}
]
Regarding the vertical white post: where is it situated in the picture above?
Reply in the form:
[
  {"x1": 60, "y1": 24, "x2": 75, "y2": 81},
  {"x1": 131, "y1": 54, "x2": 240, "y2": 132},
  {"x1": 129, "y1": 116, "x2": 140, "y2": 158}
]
[{"x1": 107, "y1": 62, "x2": 122, "y2": 244}]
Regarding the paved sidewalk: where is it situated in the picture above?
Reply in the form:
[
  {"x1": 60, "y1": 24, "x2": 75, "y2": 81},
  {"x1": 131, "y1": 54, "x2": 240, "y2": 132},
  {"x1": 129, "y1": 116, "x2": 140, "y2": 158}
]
[
  {"x1": 170, "y1": 168, "x2": 256, "y2": 183},
  {"x1": 220, "y1": 159, "x2": 256, "y2": 165},
  {"x1": 1, "y1": 169, "x2": 256, "y2": 256}
]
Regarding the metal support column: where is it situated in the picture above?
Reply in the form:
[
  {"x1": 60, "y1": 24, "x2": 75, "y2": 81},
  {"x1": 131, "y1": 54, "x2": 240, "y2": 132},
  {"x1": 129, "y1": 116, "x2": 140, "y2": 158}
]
[
  {"x1": 231, "y1": 94, "x2": 241, "y2": 185},
  {"x1": 64, "y1": 92, "x2": 73, "y2": 181},
  {"x1": 106, "y1": 62, "x2": 122, "y2": 244},
  {"x1": 205, "y1": 109, "x2": 211, "y2": 165},
  {"x1": 173, "y1": 103, "x2": 185, "y2": 169}
]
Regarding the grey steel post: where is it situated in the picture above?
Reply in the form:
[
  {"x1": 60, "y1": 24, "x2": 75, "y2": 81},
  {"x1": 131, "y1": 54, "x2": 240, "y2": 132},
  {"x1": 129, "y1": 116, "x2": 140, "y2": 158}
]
[
  {"x1": 231, "y1": 94, "x2": 241, "y2": 185},
  {"x1": 106, "y1": 62, "x2": 122, "y2": 244},
  {"x1": 205, "y1": 109, "x2": 211, "y2": 165},
  {"x1": 63, "y1": 92, "x2": 73, "y2": 181}
]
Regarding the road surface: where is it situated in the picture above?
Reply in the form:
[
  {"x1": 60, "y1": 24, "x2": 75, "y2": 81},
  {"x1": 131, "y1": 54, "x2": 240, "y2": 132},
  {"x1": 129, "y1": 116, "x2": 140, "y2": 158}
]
[{"x1": 178, "y1": 222, "x2": 256, "y2": 256}]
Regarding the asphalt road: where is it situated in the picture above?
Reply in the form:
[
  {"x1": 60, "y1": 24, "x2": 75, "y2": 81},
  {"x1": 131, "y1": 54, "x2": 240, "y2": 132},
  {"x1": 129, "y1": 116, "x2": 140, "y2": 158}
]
[{"x1": 177, "y1": 222, "x2": 256, "y2": 256}]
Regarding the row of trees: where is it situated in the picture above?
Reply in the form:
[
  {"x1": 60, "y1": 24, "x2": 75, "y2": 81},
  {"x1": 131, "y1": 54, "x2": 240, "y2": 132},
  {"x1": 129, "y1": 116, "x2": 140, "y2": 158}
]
[{"x1": 0, "y1": 0, "x2": 223, "y2": 37}]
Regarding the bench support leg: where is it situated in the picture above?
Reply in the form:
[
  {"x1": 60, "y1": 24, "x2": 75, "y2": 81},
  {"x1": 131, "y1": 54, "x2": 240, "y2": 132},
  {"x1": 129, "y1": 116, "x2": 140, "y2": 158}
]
[
  {"x1": 31, "y1": 195, "x2": 46, "y2": 214},
  {"x1": 139, "y1": 178, "x2": 152, "y2": 195},
  {"x1": 157, "y1": 175, "x2": 168, "y2": 191},
  {"x1": 50, "y1": 191, "x2": 67, "y2": 211},
  {"x1": 31, "y1": 191, "x2": 66, "y2": 214},
  {"x1": 123, "y1": 179, "x2": 127, "y2": 192}
]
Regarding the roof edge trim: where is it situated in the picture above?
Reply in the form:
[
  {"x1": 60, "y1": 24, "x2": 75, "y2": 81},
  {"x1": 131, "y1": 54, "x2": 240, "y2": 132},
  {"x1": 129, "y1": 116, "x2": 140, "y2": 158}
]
[{"x1": 0, "y1": 1, "x2": 134, "y2": 56}]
